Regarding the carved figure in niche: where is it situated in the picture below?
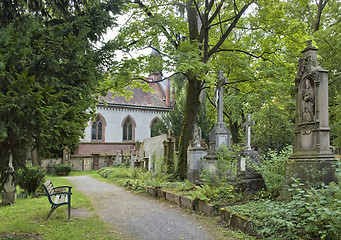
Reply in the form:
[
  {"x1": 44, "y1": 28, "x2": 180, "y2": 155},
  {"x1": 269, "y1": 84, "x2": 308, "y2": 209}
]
[{"x1": 302, "y1": 78, "x2": 314, "y2": 122}]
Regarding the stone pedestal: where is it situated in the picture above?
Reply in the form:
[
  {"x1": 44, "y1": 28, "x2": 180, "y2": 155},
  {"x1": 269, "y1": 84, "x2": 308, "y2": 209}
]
[
  {"x1": 237, "y1": 150, "x2": 265, "y2": 192},
  {"x1": 187, "y1": 146, "x2": 207, "y2": 183},
  {"x1": 164, "y1": 137, "x2": 175, "y2": 174},
  {"x1": 239, "y1": 150, "x2": 262, "y2": 179},
  {"x1": 288, "y1": 41, "x2": 337, "y2": 186},
  {"x1": 287, "y1": 154, "x2": 336, "y2": 185},
  {"x1": 204, "y1": 154, "x2": 218, "y2": 175},
  {"x1": 209, "y1": 122, "x2": 230, "y2": 152}
]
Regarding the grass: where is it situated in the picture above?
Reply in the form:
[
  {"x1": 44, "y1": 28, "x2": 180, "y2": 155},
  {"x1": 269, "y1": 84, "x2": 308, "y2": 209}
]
[{"x1": 0, "y1": 176, "x2": 119, "y2": 240}]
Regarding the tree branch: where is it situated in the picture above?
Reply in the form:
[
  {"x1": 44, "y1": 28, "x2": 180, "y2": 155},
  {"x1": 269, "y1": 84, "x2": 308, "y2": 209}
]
[
  {"x1": 193, "y1": 0, "x2": 204, "y2": 28},
  {"x1": 134, "y1": 0, "x2": 179, "y2": 49},
  {"x1": 208, "y1": 0, "x2": 225, "y2": 25},
  {"x1": 134, "y1": 72, "x2": 184, "y2": 83},
  {"x1": 208, "y1": 0, "x2": 255, "y2": 59},
  {"x1": 306, "y1": 4, "x2": 315, "y2": 29},
  {"x1": 209, "y1": 15, "x2": 237, "y2": 28},
  {"x1": 329, "y1": 18, "x2": 341, "y2": 27},
  {"x1": 216, "y1": 48, "x2": 279, "y2": 63}
]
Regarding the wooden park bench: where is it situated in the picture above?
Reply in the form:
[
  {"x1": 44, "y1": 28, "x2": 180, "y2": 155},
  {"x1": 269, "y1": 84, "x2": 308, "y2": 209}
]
[{"x1": 42, "y1": 179, "x2": 72, "y2": 221}]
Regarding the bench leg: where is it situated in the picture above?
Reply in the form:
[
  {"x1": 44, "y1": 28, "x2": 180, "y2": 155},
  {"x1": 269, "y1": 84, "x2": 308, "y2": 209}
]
[
  {"x1": 68, "y1": 202, "x2": 71, "y2": 219},
  {"x1": 45, "y1": 206, "x2": 57, "y2": 221}
]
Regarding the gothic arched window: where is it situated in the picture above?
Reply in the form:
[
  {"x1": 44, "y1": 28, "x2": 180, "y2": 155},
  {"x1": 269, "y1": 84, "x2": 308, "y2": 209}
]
[
  {"x1": 122, "y1": 116, "x2": 136, "y2": 142},
  {"x1": 92, "y1": 116, "x2": 103, "y2": 140},
  {"x1": 150, "y1": 118, "x2": 160, "y2": 137},
  {"x1": 123, "y1": 118, "x2": 132, "y2": 141}
]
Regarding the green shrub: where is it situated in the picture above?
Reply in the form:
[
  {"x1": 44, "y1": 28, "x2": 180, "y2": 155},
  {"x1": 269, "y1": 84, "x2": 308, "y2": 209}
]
[
  {"x1": 256, "y1": 146, "x2": 293, "y2": 196},
  {"x1": 53, "y1": 164, "x2": 71, "y2": 176},
  {"x1": 108, "y1": 167, "x2": 132, "y2": 179},
  {"x1": 17, "y1": 166, "x2": 45, "y2": 196},
  {"x1": 97, "y1": 167, "x2": 115, "y2": 178},
  {"x1": 229, "y1": 178, "x2": 341, "y2": 239}
]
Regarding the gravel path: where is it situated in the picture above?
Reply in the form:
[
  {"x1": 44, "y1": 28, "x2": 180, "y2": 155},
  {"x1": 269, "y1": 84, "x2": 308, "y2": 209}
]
[{"x1": 64, "y1": 175, "x2": 216, "y2": 240}]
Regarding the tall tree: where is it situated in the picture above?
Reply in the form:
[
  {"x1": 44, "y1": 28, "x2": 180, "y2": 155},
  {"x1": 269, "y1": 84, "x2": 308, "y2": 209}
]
[
  {"x1": 109, "y1": 0, "x2": 308, "y2": 179},
  {"x1": 0, "y1": 0, "x2": 121, "y2": 191}
]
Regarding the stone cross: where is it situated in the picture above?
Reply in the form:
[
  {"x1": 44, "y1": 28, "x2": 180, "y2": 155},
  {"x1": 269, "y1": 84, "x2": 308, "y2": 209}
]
[
  {"x1": 208, "y1": 70, "x2": 231, "y2": 154},
  {"x1": 217, "y1": 70, "x2": 228, "y2": 123},
  {"x1": 242, "y1": 114, "x2": 255, "y2": 151},
  {"x1": 275, "y1": 140, "x2": 282, "y2": 155}
]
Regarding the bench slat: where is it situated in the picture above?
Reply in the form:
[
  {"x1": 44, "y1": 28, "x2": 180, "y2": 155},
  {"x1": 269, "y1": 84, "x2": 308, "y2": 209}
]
[
  {"x1": 53, "y1": 195, "x2": 61, "y2": 204},
  {"x1": 47, "y1": 184, "x2": 54, "y2": 195},
  {"x1": 59, "y1": 194, "x2": 65, "y2": 203}
]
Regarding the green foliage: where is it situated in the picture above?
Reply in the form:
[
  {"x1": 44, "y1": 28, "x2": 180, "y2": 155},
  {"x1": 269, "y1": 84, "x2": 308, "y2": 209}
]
[
  {"x1": 53, "y1": 164, "x2": 71, "y2": 176},
  {"x1": 97, "y1": 167, "x2": 115, "y2": 179},
  {"x1": 256, "y1": 146, "x2": 293, "y2": 196},
  {"x1": 187, "y1": 185, "x2": 214, "y2": 203},
  {"x1": 253, "y1": 103, "x2": 294, "y2": 152},
  {"x1": 187, "y1": 182, "x2": 241, "y2": 205},
  {"x1": 17, "y1": 166, "x2": 45, "y2": 196},
  {"x1": 229, "y1": 178, "x2": 341, "y2": 239}
]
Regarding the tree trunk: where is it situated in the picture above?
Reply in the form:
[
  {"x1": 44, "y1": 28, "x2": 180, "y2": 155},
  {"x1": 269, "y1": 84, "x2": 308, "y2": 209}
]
[
  {"x1": 229, "y1": 120, "x2": 240, "y2": 144},
  {"x1": 177, "y1": 76, "x2": 202, "y2": 179},
  {"x1": 31, "y1": 148, "x2": 41, "y2": 166}
]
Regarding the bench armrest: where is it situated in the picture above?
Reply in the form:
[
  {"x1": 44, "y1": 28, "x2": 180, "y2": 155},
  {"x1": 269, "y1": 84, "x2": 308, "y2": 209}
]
[
  {"x1": 54, "y1": 186, "x2": 72, "y2": 192},
  {"x1": 50, "y1": 192, "x2": 72, "y2": 196}
]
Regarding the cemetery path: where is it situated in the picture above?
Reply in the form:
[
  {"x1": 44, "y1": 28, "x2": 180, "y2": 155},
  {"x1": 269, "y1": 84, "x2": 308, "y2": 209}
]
[{"x1": 64, "y1": 175, "x2": 218, "y2": 240}]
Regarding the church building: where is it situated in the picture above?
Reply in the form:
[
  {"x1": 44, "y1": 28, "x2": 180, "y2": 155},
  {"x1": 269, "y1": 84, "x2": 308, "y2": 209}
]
[{"x1": 71, "y1": 72, "x2": 171, "y2": 169}]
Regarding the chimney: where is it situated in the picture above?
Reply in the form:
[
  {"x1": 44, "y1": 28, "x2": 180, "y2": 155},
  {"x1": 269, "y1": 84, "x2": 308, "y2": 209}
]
[{"x1": 165, "y1": 78, "x2": 171, "y2": 107}]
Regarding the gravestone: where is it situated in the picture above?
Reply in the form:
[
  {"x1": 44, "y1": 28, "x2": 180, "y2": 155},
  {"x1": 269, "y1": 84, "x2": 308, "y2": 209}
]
[
  {"x1": 206, "y1": 71, "x2": 231, "y2": 173},
  {"x1": 237, "y1": 114, "x2": 265, "y2": 192},
  {"x1": 288, "y1": 40, "x2": 337, "y2": 185},
  {"x1": 2, "y1": 155, "x2": 16, "y2": 205},
  {"x1": 187, "y1": 125, "x2": 207, "y2": 183}
]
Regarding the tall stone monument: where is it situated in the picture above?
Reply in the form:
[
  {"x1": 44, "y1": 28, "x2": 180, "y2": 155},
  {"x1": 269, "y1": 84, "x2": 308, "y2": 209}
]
[
  {"x1": 288, "y1": 40, "x2": 337, "y2": 185},
  {"x1": 208, "y1": 70, "x2": 231, "y2": 152},
  {"x1": 205, "y1": 71, "x2": 231, "y2": 173}
]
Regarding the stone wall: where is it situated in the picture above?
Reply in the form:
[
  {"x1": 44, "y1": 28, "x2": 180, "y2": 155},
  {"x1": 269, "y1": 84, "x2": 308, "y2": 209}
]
[
  {"x1": 74, "y1": 142, "x2": 134, "y2": 156},
  {"x1": 137, "y1": 134, "x2": 174, "y2": 170},
  {"x1": 41, "y1": 158, "x2": 62, "y2": 173}
]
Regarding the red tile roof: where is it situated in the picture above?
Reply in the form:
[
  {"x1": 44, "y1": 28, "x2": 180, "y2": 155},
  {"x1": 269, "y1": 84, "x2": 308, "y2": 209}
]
[{"x1": 100, "y1": 82, "x2": 169, "y2": 110}]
